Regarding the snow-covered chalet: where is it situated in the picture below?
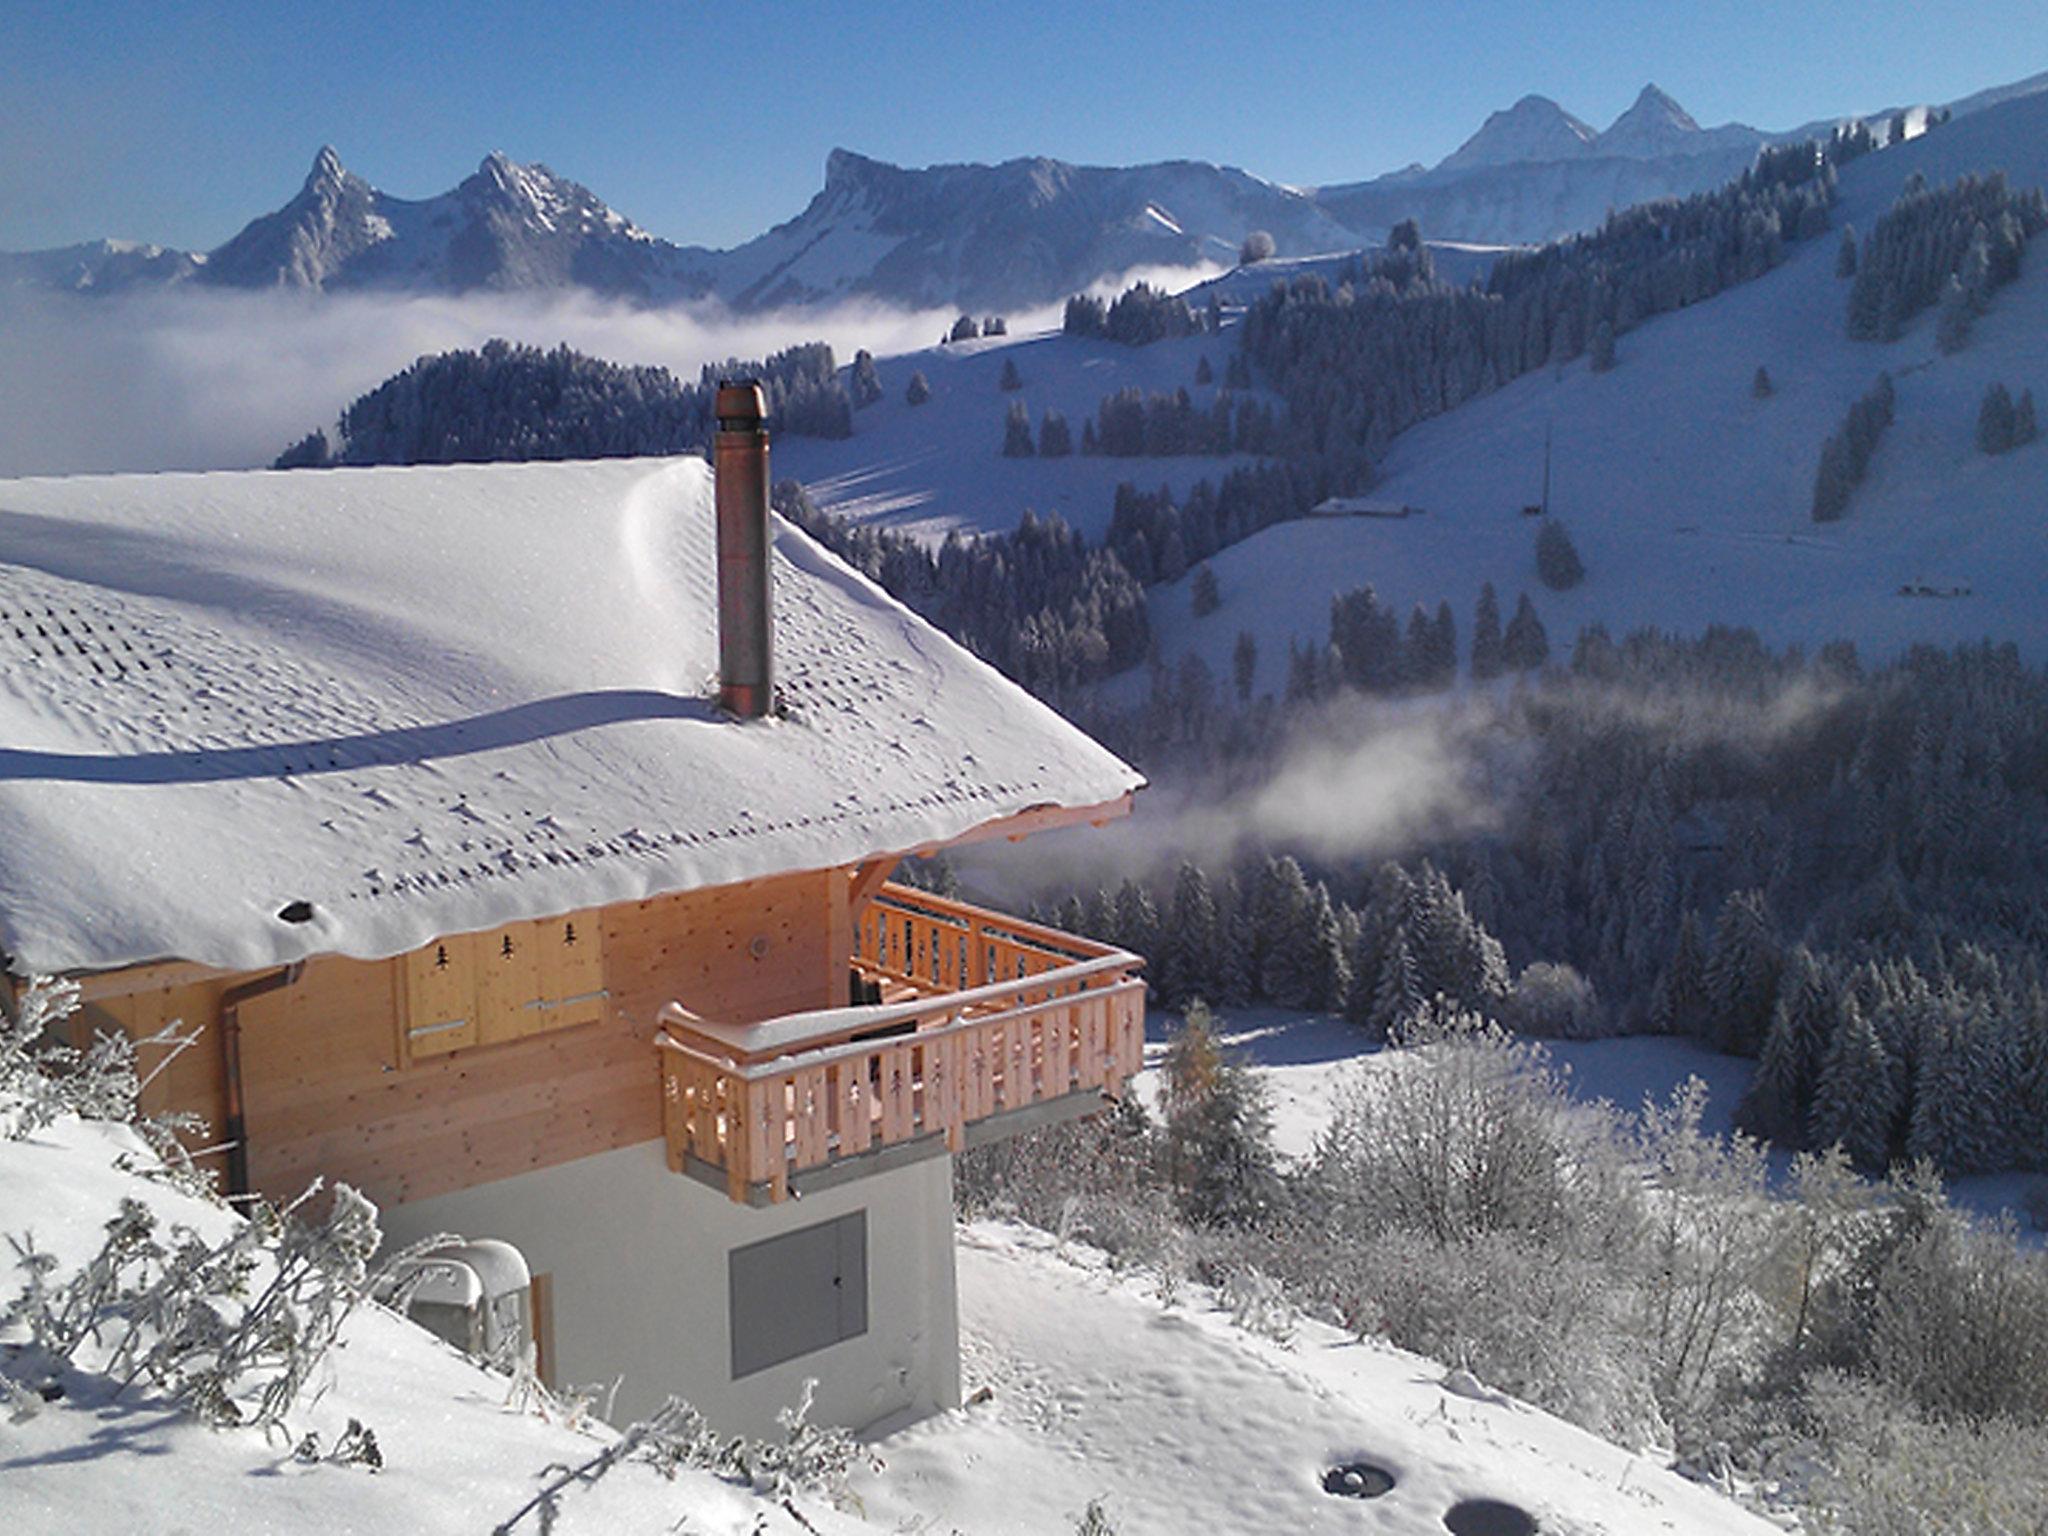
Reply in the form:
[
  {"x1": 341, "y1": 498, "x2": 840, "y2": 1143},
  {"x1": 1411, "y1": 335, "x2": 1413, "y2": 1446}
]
[{"x1": 0, "y1": 388, "x2": 1145, "y2": 1434}]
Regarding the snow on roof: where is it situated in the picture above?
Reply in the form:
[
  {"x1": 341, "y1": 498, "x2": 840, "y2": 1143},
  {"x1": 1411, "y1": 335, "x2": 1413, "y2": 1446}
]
[{"x1": 0, "y1": 457, "x2": 1142, "y2": 976}]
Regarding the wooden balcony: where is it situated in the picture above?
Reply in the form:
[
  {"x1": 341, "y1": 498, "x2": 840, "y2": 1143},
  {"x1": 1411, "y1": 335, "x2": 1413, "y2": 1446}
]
[{"x1": 657, "y1": 883, "x2": 1146, "y2": 1203}]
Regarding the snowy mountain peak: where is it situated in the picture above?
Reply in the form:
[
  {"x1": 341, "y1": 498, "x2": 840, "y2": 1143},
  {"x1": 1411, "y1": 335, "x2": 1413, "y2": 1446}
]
[
  {"x1": 308, "y1": 144, "x2": 349, "y2": 188},
  {"x1": 1597, "y1": 84, "x2": 1720, "y2": 159},
  {"x1": 825, "y1": 146, "x2": 877, "y2": 186},
  {"x1": 1437, "y1": 95, "x2": 1598, "y2": 171},
  {"x1": 1627, "y1": 83, "x2": 1698, "y2": 129}
]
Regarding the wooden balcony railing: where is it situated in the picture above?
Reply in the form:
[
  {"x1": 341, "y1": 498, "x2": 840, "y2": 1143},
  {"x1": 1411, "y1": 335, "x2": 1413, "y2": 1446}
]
[{"x1": 657, "y1": 883, "x2": 1145, "y2": 1203}]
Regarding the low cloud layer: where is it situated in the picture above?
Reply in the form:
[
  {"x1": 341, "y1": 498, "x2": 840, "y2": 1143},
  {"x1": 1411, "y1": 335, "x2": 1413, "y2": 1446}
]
[
  {"x1": 0, "y1": 288, "x2": 986, "y2": 478},
  {"x1": 0, "y1": 258, "x2": 1222, "y2": 480},
  {"x1": 962, "y1": 697, "x2": 1509, "y2": 901}
]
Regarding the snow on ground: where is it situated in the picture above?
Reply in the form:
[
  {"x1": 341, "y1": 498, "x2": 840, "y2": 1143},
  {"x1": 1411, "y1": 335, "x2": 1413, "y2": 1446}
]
[
  {"x1": 1135, "y1": 1006, "x2": 2045, "y2": 1238},
  {"x1": 1133, "y1": 1006, "x2": 1753, "y2": 1160},
  {"x1": 3, "y1": 1093, "x2": 1786, "y2": 1536},
  {"x1": 775, "y1": 326, "x2": 1266, "y2": 545},
  {"x1": 0, "y1": 1111, "x2": 865, "y2": 1536},
  {"x1": 862, "y1": 1221, "x2": 1779, "y2": 1536},
  {"x1": 1150, "y1": 92, "x2": 2048, "y2": 695}
]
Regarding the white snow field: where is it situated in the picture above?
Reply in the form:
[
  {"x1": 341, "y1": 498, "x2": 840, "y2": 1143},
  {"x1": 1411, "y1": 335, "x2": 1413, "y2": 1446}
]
[
  {"x1": 778, "y1": 90, "x2": 2048, "y2": 697},
  {"x1": 0, "y1": 1111, "x2": 869, "y2": 1536},
  {"x1": 1151, "y1": 91, "x2": 2048, "y2": 696},
  {"x1": 776, "y1": 324, "x2": 1264, "y2": 545},
  {"x1": 862, "y1": 1221, "x2": 1778, "y2": 1536},
  {"x1": 0, "y1": 457, "x2": 1138, "y2": 974},
  {"x1": 1, "y1": 1097, "x2": 1788, "y2": 1536}
]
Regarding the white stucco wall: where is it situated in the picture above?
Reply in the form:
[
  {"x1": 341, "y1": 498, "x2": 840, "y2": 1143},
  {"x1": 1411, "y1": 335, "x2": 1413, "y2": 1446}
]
[{"x1": 377, "y1": 1138, "x2": 961, "y2": 1436}]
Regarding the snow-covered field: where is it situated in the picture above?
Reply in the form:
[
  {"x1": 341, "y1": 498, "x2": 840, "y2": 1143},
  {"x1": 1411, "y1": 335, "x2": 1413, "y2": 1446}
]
[
  {"x1": 1151, "y1": 93, "x2": 2048, "y2": 693},
  {"x1": 2, "y1": 1098, "x2": 1790, "y2": 1536},
  {"x1": 0, "y1": 1114, "x2": 868, "y2": 1536},
  {"x1": 1135, "y1": 1006, "x2": 2045, "y2": 1240},
  {"x1": 865, "y1": 1221, "x2": 1778, "y2": 1536},
  {"x1": 776, "y1": 326, "x2": 1261, "y2": 545},
  {"x1": 779, "y1": 91, "x2": 2048, "y2": 698}
]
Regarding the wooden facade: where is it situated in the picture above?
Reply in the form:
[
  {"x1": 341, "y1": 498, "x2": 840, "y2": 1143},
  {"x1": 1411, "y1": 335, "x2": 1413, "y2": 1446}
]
[{"x1": 88, "y1": 866, "x2": 851, "y2": 1210}]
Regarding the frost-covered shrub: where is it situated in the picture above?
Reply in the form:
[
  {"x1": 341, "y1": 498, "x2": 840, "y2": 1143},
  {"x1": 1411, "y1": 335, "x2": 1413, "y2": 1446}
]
[
  {"x1": 494, "y1": 1378, "x2": 876, "y2": 1533},
  {"x1": 1504, "y1": 962, "x2": 1604, "y2": 1038},
  {"x1": 2, "y1": 976, "x2": 212, "y2": 1195},
  {"x1": 955, "y1": 1096, "x2": 1177, "y2": 1268},
  {"x1": 1798, "y1": 1371, "x2": 2048, "y2": 1536},
  {"x1": 1, "y1": 1180, "x2": 401, "y2": 1434},
  {"x1": 1310, "y1": 1009, "x2": 1599, "y2": 1244},
  {"x1": 1328, "y1": 1225, "x2": 1666, "y2": 1445}
]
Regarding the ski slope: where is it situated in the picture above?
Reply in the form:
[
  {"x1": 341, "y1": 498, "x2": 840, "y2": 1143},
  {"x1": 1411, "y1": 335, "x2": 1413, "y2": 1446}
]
[
  {"x1": 775, "y1": 324, "x2": 1259, "y2": 545},
  {"x1": 779, "y1": 91, "x2": 2048, "y2": 696},
  {"x1": 1151, "y1": 92, "x2": 2048, "y2": 694}
]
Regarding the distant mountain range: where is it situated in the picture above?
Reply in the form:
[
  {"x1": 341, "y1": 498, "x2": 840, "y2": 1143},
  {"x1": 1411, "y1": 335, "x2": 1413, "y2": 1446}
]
[{"x1": 7, "y1": 75, "x2": 2043, "y2": 313}]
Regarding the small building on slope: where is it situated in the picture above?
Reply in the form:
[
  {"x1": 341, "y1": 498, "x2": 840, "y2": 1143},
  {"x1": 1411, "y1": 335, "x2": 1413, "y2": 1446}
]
[{"x1": 0, "y1": 410, "x2": 1144, "y2": 1434}]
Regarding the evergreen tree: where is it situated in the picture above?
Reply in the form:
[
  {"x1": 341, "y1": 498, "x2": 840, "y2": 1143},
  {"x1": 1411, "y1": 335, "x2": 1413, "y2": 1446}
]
[
  {"x1": 1502, "y1": 593, "x2": 1550, "y2": 670},
  {"x1": 1836, "y1": 225, "x2": 1859, "y2": 278},
  {"x1": 1369, "y1": 926, "x2": 1425, "y2": 1037},
  {"x1": 1194, "y1": 354, "x2": 1214, "y2": 386},
  {"x1": 999, "y1": 356, "x2": 1023, "y2": 392},
  {"x1": 851, "y1": 349, "x2": 884, "y2": 407},
  {"x1": 1936, "y1": 274, "x2": 1974, "y2": 353},
  {"x1": 1811, "y1": 433, "x2": 1853, "y2": 521},
  {"x1": 1161, "y1": 1000, "x2": 1280, "y2": 1227},
  {"x1": 949, "y1": 315, "x2": 980, "y2": 343},
  {"x1": 1470, "y1": 582, "x2": 1505, "y2": 681},
  {"x1": 1232, "y1": 630, "x2": 1258, "y2": 702},
  {"x1": 1536, "y1": 520, "x2": 1587, "y2": 590},
  {"x1": 1978, "y1": 381, "x2": 2017, "y2": 454},
  {"x1": 1736, "y1": 947, "x2": 1834, "y2": 1145},
  {"x1": 1190, "y1": 564, "x2": 1221, "y2": 617},
  {"x1": 1113, "y1": 879, "x2": 1160, "y2": 970},
  {"x1": 1809, "y1": 995, "x2": 1894, "y2": 1172},
  {"x1": 1158, "y1": 862, "x2": 1222, "y2": 1007},
  {"x1": 273, "y1": 429, "x2": 331, "y2": 470},
  {"x1": 983, "y1": 316, "x2": 1007, "y2": 336},
  {"x1": 1306, "y1": 885, "x2": 1352, "y2": 1011},
  {"x1": 2016, "y1": 388, "x2": 2038, "y2": 447},
  {"x1": 1752, "y1": 365, "x2": 1774, "y2": 399},
  {"x1": 1215, "y1": 875, "x2": 1254, "y2": 1005},
  {"x1": 1589, "y1": 319, "x2": 1617, "y2": 373},
  {"x1": 1240, "y1": 229, "x2": 1276, "y2": 265},
  {"x1": 906, "y1": 371, "x2": 932, "y2": 406},
  {"x1": 1035, "y1": 409, "x2": 1071, "y2": 458},
  {"x1": 1652, "y1": 909, "x2": 1712, "y2": 1037},
  {"x1": 1251, "y1": 856, "x2": 1315, "y2": 1005},
  {"x1": 1429, "y1": 601, "x2": 1458, "y2": 689},
  {"x1": 1002, "y1": 399, "x2": 1036, "y2": 457},
  {"x1": 1704, "y1": 889, "x2": 1785, "y2": 1055},
  {"x1": 1740, "y1": 1002, "x2": 1808, "y2": 1144}
]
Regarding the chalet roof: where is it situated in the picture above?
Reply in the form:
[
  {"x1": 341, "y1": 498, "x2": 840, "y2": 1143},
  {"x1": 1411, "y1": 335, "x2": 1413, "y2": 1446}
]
[{"x1": 0, "y1": 458, "x2": 1142, "y2": 975}]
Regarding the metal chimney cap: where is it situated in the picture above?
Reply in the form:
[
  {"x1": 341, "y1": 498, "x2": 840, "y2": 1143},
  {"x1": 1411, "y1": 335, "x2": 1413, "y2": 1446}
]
[{"x1": 716, "y1": 380, "x2": 767, "y2": 428}]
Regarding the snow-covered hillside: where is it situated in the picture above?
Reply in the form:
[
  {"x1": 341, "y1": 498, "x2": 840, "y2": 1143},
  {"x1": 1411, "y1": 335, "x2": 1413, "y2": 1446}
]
[
  {"x1": 0, "y1": 1112, "x2": 867, "y2": 1536},
  {"x1": 775, "y1": 326, "x2": 1257, "y2": 543},
  {"x1": 866, "y1": 1222, "x2": 1778, "y2": 1536},
  {"x1": 1152, "y1": 89, "x2": 2048, "y2": 695},
  {"x1": 781, "y1": 88, "x2": 2048, "y2": 696},
  {"x1": 2, "y1": 1091, "x2": 1789, "y2": 1536}
]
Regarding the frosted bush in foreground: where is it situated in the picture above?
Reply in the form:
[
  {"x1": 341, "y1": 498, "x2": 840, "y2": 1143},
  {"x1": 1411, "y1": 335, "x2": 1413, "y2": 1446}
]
[{"x1": 2, "y1": 1180, "x2": 396, "y2": 1434}]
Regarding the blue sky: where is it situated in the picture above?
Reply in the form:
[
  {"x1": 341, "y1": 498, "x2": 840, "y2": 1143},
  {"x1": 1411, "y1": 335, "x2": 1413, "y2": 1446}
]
[{"x1": 4, "y1": 0, "x2": 2045, "y2": 252}]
